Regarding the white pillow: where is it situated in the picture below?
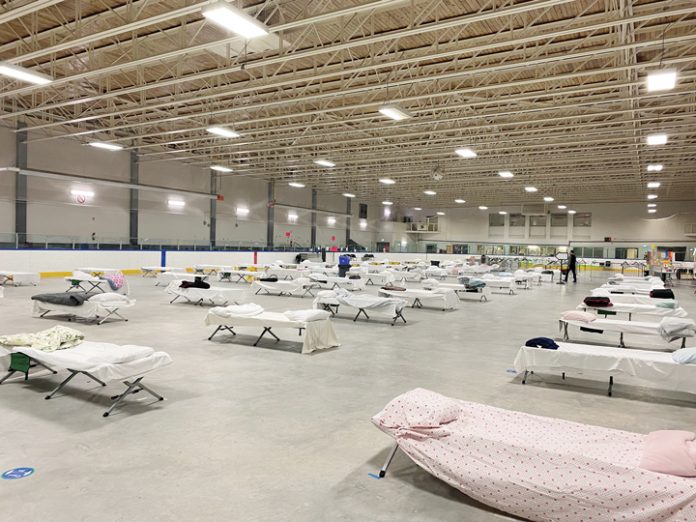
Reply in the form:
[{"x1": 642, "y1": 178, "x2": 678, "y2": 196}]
[
  {"x1": 672, "y1": 348, "x2": 696, "y2": 365},
  {"x1": 88, "y1": 293, "x2": 129, "y2": 303},
  {"x1": 561, "y1": 310, "x2": 596, "y2": 323}
]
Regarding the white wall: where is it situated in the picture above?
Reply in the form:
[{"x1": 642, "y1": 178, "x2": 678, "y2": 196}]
[
  {"x1": 216, "y1": 175, "x2": 267, "y2": 246},
  {"x1": 0, "y1": 249, "x2": 160, "y2": 273}
]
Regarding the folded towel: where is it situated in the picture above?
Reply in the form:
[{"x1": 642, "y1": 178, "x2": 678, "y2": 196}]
[
  {"x1": 210, "y1": 303, "x2": 264, "y2": 318},
  {"x1": 660, "y1": 317, "x2": 696, "y2": 342},
  {"x1": 283, "y1": 309, "x2": 331, "y2": 322}
]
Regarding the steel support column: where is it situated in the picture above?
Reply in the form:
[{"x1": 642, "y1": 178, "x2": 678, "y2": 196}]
[
  {"x1": 15, "y1": 122, "x2": 27, "y2": 246},
  {"x1": 266, "y1": 181, "x2": 274, "y2": 249},
  {"x1": 310, "y1": 189, "x2": 317, "y2": 248},
  {"x1": 129, "y1": 151, "x2": 138, "y2": 246},
  {"x1": 345, "y1": 198, "x2": 351, "y2": 248},
  {"x1": 210, "y1": 171, "x2": 217, "y2": 248}
]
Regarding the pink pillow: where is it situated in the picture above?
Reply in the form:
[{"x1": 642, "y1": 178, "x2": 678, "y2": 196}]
[
  {"x1": 372, "y1": 388, "x2": 460, "y2": 429},
  {"x1": 561, "y1": 310, "x2": 597, "y2": 323},
  {"x1": 639, "y1": 430, "x2": 696, "y2": 477}
]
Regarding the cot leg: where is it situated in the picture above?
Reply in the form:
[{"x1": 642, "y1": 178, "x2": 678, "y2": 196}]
[
  {"x1": 562, "y1": 372, "x2": 565, "y2": 380},
  {"x1": 82, "y1": 372, "x2": 107, "y2": 387},
  {"x1": 253, "y1": 327, "x2": 278, "y2": 346},
  {"x1": 128, "y1": 380, "x2": 164, "y2": 402},
  {"x1": 563, "y1": 322, "x2": 569, "y2": 341},
  {"x1": 522, "y1": 370, "x2": 528, "y2": 384},
  {"x1": 255, "y1": 288, "x2": 262, "y2": 295},
  {"x1": 619, "y1": 332, "x2": 625, "y2": 348},
  {"x1": 682, "y1": 337, "x2": 687, "y2": 348},
  {"x1": 608, "y1": 376, "x2": 614, "y2": 397},
  {"x1": 354, "y1": 309, "x2": 369, "y2": 322},
  {"x1": 104, "y1": 377, "x2": 146, "y2": 417},
  {"x1": 0, "y1": 370, "x2": 17, "y2": 384},
  {"x1": 412, "y1": 298, "x2": 422, "y2": 309},
  {"x1": 45, "y1": 371, "x2": 79, "y2": 400},
  {"x1": 378, "y1": 443, "x2": 400, "y2": 478},
  {"x1": 170, "y1": 295, "x2": 180, "y2": 304},
  {"x1": 40, "y1": 311, "x2": 49, "y2": 318},
  {"x1": 208, "y1": 325, "x2": 223, "y2": 341}
]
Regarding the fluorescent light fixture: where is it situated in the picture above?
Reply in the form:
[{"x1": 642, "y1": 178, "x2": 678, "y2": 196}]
[
  {"x1": 201, "y1": 2, "x2": 268, "y2": 38},
  {"x1": 327, "y1": 216, "x2": 336, "y2": 226},
  {"x1": 647, "y1": 203, "x2": 657, "y2": 208},
  {"x1": 524, "y1": 186, "x2": 538, "y2": 193},
  {"x1": 498, "y1": 211, "x2": 507, "y2": 215},
  {"x1": 206, "y1": 126, "x2": 240, "y2": 138},
  {"x1": 648, "y1": 209, "x2": 657, "y2": 214},
  {"x1": 378, "y1": 178, "x2": 395, "y2": 185},
  {"x1": 211, "y1": 165, "x2": 233, "y2": 172},
  {"x1": 382, "y1": 201, "x2": 393, "y2": 206},
  {"x1": 647, "y1": 164, "x2": 663, "y2": 172},
  {"x1": 89, "y1": 142, "x2": 123, "y2": 151},
  {"x1": 646, "y1": 70, "x2": 677, "y2": 92},
  {"x1": 568, "y1": 210, "x2": 577, "y2": 215},
  {"x1": 168, "y1": 199, "x2": 185, "y2": 208},
  {"x1": 0, "y1": 62, "x2": 52, "y2": 85},
  {"x1": 498, "y1": 171, "x2": 514, "y2": 178},
  {"x1": 236, "y1": 207, "x2": 250, "y2": 216},
  {"x1": 647, "y1": 133, "x2": 667, "y2": 146},
  {"x1": 424, "y1": 190, "x2": 436, "y2": 196},
  {"x1": 414, "y1": 207, "x2": 422, "y2": 211},
  {"x1": 342, "y1": 192, "x2": 356, "y2": 198},
  {"x1": 478, "y1": 206, "x2": 488, "y2": 210},
  {"x1": 359, "y1": 219, "x2": 367, "y2": 229},
  {"x1": 378, "y1": 104, "x2": 412, "y2": 121},
  {"x1": 436, "y1": 211, "x2": 445, "y2": 216},
  {"x1": 454, "y1": 199, "x2": 465, "y2": 204},
  {"x1": 557, "y1": 205, "x2": 567, "y2": 209},
  {"x1": 288, "y1": 212, "x2": 298, "y2": 223},
  {"x1": 71, "y1": 189, "x2": 94, "y2": 198},
  {"x1": 647, "y1": 194, "x2": 658, "y2": 200},
  {"x1": 455, "y1": 147, "x2": 477, "y2": 158},
  {"x1": 288, "y1": 182, "x2": 305, "y2": 188},
  {"x1": 647, "y1": 181, "x2": 661, "y2": 189},
  {"x1": 543, "y1": 196, "x2": 554, "y2": 202},
  {"x1": 314, "y1": 159, "x2": 335, "y2": 168}
]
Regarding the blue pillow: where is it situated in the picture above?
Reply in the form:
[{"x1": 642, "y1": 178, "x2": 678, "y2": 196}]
[
  {"x1": 525, "y1": 337, "x2": 559, "y2": 350},
  {"x1": 672, "y1": 348, "x2": 696, "y2": 364}
]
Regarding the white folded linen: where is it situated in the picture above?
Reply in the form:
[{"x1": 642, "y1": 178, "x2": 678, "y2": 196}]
[
  {"x1": 89, "y1": 293, "x2": 130, "y2": 303},
  {"x1": 210, "y1": 303, "x2": 264, "y2": 317},
  {"x1": 660, "y1": 318, "x2": 696, "y2": 342},
  {"x1": 72, "y1": 270, "x2": 93, "y2": 279},
  {"x1": 283, "y1": 309, "x2": 331, "y2": 322}
]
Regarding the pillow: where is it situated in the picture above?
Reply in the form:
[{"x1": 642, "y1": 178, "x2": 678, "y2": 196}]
[
  {"x1": 639, "y1": 430, "x2": 696, "y2": 477},
  {"x1": 372, "y1": 388, "x2": 460, "y2": 429},
  {"x1": 672, "y1": 348, "x2": 696, "y2": 364},
  {"x1": 561, "y1": 310, "x2": 596, "y2": 323},
  {"x1": 88, "y1": 293, "x2": 129, "y2": 303}
]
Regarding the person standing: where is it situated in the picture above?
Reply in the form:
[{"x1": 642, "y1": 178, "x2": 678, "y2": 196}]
[{"x1": 565, "y1": 250, "x2": 577, "y2": 283}]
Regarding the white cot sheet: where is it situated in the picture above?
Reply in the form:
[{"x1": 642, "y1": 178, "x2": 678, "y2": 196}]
[
  {"x1": 75, "y1": 267, "x2": 121, "y2": 276},
  {"x1": 563, "y1": 318, "x2": 662, "y2": 336},
  {"x1": 0, "y1": 271, "x2": 40, "y2": 285},
  {"x1": 1, "y1": 341, "x2": 172, "y2": 381},
  {"x1": 377, "y1": 288, "x2": 459, "y2": 310},
  {"x1": 600, "y1": 283, "x2": 664, "y2": 294},
  {"x1": 156, "y1": 271, "x2": 205, "y2": 284},
  {"x1": 423, "y1": 282, "x2": 490, "y2": 299},
  {"x1": 204, "y1": 311, "x2": 338, "y2": 354},
  {"x1": 310, "y1": 274, "x2": 366, "y2": 290},
  {"x1": 251, "y1": 279, "x2": 317, "y2": 296},
  {"x1": 513, "y1": 342, "x2": 696, "y2": 395},
  {"x1": 590, "y1": 291, "x2": 679, "y2": 306},
  {"x1": 265, "y1": 267, "x2": 308, "y2": 279},
  {"x1": 313, "y1": 291, "x2": 406, "y2": 317},
  {"x1": 166, "y1": 281, "x2": 246, "y2": 305}
]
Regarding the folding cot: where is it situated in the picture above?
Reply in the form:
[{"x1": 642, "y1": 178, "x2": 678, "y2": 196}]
[
  {"x1": 64, "y1": 271, "x2": 111, "y2": 293},
  {"x1": 165, "y1": 281, "x2": 246, "y2": 306},
  {"x1": 578, "y1": 300, "x2": 688, "y2": 319},
  {"x1": 265, "y1": 266, "x2": 307, "y2": 280},
  {"x1": 32, "y1": 293, "x2": 135, "y2": 325},
  {"x1": 251, "y1": 277, "x2": 319, "y2": 297},
  {"x1": 204, "y1": 306, "x2": 339, "y2": 354},
  {"x1": 193, "y1": 264, "x2": 223, "y2": 275},
  {"x1": 313, "y1": 290, "x2": 407, "y2": 325},
  {"x1": 388, "y1": 269, "x2": 423, "y2": 282},
  {"x1": 141, "y1": 266, "x2": 183, "y2": 277},
  {"x1": 480, "y1": 274, "x2": 516, "y2": 294},
  {"x1": 377, "y1": 287, "x2": 459, "y2": 310},
  {"x1": 0, "y1": 270, "x2": 39, "y2": 286},
  {"x1": 0, "y1": 340, "x2": 171, "y2": 417},
  {"x1": 75, "y1": 267, "x2": 121, "y2": 277},
  {"x1": 421, "y1": 280, "x2": 489, "y2": 302},
  {"x1": 559, "y1": 314, "x2": 695, "y2": 348},
  {"x1": 309, "y1": 274, "x2": 366, "y2": 291},
  {"x1": 218, "y1": 268, "x2": 260, "y2": 283},
  {"x1": 514, "y1": 341, "x2": 696, "y2": 397},
  {"x1": 363, "y1": 271, "x2": 406, "y2": 286},
  {"x1": 155, "y1": 271, "x2": 207, "y2": 286},
  {"x1": 591, "y1": 289, "x2": 679, "y2": 306},
  {"x1": 373, "y1": 388, "x2": 696, "y2": 521},
  {"x1": 423, "y1": 266, "x2": 448, "y2": 280}
]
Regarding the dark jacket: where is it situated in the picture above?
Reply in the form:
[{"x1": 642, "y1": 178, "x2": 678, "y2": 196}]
[{"x1": 568, "y1": 253, "x2": 577, "y2": 268}]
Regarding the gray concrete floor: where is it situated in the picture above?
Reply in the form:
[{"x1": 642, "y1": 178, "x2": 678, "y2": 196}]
[{"x1": 1, "y1": 272, "x2": 696, "y2": 521}]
